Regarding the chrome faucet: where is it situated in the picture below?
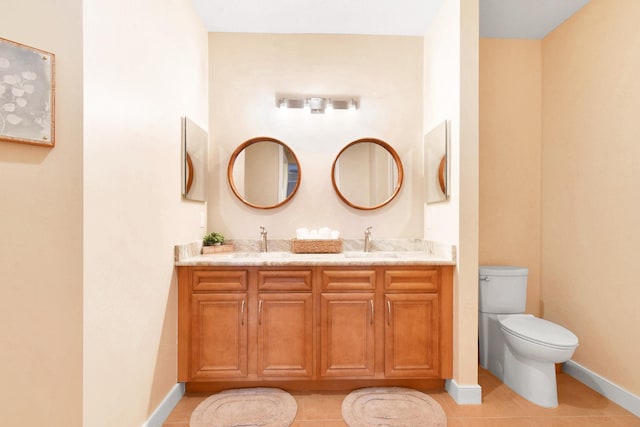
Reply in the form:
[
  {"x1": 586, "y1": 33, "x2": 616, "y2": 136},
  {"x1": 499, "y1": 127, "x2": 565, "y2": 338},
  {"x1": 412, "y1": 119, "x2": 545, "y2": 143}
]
[
  {"x1": 260, "y1": 226, "x2": 268, "y2": 253},
  {"x1": 364, "y1": 226, "x2": 373, "y2": 252}
]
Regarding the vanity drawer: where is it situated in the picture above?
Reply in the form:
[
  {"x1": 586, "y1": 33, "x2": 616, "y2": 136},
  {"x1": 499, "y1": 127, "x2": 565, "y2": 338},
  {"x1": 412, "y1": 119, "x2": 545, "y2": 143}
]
[
  {"x1": 321, "y1": 269, "x2": 376, "y2": 291},
  {"x1": 384, "y1": 268, "x2": 439, "y2": 292},
  {"x1": 258, "y1": 270, "x2": 313, "y2": 291},
  {"x1": 192, "y1": 269, "x2": 248, "y2": 292}
]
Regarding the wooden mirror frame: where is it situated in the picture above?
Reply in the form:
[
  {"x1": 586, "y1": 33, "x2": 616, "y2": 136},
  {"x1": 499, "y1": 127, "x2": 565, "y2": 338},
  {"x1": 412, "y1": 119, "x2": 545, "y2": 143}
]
[
  {"x1": 227, "y1": 136, "x2": 302, "y2": 209},
  {"x1": 331, "y1": 137, "x2": 404, "y2": 210}
]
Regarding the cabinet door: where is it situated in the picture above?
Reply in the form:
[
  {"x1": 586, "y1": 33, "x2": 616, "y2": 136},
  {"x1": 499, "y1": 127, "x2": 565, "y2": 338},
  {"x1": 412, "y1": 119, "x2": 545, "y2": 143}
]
[
  {"x1": 320, "y1": 293, "x2": 375, "y2": 377},
  {"x1": 384, "y1": 293, "x2": 439, "y2": 377},
  {"x1": 257, "y1": 293, "x2": 313, "y2": 378},
  {"x1": 190, "y1": 293, "x2": 247, "y2": 380}
]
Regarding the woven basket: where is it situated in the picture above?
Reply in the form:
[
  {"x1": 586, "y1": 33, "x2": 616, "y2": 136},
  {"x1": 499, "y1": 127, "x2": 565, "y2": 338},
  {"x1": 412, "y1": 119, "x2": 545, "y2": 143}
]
[{"x1": 291, "y1": 239, "x2": 343, "y2": 254}]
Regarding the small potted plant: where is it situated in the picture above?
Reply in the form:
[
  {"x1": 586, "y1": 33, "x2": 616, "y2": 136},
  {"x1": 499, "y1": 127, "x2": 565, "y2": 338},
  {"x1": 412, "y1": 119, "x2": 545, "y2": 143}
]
[
  {"x1": 203, "y1": 232, "x2": 224, "y2": 246},
  {"x1": 202, "y1": 232, "x2": 232, "y2": 254}
]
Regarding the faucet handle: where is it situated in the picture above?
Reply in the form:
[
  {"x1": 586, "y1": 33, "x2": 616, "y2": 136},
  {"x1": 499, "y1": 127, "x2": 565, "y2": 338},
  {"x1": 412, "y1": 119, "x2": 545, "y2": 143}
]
[
  {"x1": 364, "y1": 226, "x2": 373, "y2": 252},
  {"x1": 259, "y1": 226, "x2": 268, "y2": 253}
]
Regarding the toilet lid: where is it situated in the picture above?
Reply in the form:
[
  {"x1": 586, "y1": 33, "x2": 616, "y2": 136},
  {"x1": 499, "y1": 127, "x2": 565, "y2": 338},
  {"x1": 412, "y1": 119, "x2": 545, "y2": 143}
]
[
  {"x1": 499, "y1": 315, "x2": 579, "y2": 349},
  {"x1": 479, "y1": 265, "x2": 528, "y2": 277}
]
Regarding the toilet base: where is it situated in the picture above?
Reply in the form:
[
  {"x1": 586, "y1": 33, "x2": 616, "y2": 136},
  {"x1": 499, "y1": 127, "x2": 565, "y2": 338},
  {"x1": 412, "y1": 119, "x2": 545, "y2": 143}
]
[{"x1": 503, "y1": 343, "x2": 559, "y2": 408}]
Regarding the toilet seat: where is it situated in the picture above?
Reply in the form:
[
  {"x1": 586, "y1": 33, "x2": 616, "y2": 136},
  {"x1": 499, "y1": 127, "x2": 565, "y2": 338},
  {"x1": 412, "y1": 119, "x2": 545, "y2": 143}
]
[{"x1": 499, "y1": 315, "x2": 579, "y2": 350}]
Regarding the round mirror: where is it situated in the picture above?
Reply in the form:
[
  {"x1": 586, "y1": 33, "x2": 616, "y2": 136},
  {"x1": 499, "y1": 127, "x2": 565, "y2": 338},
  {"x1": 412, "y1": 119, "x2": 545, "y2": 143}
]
[
  {"x1": 331, "y1": 138, "x2": 404, "y2": 210},
  {"x1": 227, "y1": 136, "x2": 301, "y2": 209}
]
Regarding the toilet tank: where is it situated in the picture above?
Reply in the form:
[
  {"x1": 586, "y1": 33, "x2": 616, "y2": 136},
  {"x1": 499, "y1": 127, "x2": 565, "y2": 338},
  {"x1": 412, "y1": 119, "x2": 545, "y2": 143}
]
[{"x1": 479, "y1": 266, "x2": 528, "y2": 314}]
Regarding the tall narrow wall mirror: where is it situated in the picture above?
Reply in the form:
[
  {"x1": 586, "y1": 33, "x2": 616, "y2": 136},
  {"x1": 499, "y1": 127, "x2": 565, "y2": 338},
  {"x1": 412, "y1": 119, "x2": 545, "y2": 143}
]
[
  {"x1": 182, "y1": 117, "x2": 208, "y2": 202},
  {"x1": 424, "y1": 120, "x2": 450, "y2": 204},
  {"x1": 331, "y1": 138, "x2": 403, "y2": 210},
  {"x1": 227, "y1": 136, "x2": 301, "y2": 209}
]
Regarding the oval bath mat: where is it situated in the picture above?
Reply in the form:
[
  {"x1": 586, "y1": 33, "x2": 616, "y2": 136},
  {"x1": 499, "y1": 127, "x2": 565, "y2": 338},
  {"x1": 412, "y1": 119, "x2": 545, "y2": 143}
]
[
  {"x1": 190, "y1": 387, "x2": 297, "y2": 427},
  {"x1": 342, "y1": 387, "x2": 447, "y2": 427}
]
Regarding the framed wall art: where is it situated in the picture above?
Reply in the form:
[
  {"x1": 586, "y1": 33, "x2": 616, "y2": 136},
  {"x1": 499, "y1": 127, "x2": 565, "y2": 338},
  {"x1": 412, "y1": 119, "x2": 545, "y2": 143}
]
[{"x1": 0, "y1": 37, "x2": 55, "y2": 147}]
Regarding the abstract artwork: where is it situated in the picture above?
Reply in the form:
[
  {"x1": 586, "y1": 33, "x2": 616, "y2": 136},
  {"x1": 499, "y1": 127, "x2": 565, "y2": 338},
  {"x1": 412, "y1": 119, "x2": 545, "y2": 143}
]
[{"x1": 0, "y1": 37, "x2": 55, "y2": 147}]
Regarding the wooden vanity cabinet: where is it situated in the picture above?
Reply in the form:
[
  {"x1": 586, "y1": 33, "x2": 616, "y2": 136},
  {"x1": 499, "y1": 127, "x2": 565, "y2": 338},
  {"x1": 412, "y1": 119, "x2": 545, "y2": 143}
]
[
  {"x1": 178, "y1": 264, "x2": 453, "y2": 389},
  {"x1": 178, "y1": 267, "x2": 314, "y2": 383},
  {"x1": 384, "y1": 268, "x2": 449, "y2": 378},
  {"x1": 319, "y1": 269, "x2": 377, "y2": 378},
  {"x1": 256, "y1": 270, "x2": 313, "y2": 378},
  {"x1": 320, "y1": 267, "x2": 453, "y2": 380},
  {"x1": 181, "y1": 269, "x2": 248, "y2": 380},
  {"x1": 190, "y1": 292, "x2": 248, "y2": 379}
]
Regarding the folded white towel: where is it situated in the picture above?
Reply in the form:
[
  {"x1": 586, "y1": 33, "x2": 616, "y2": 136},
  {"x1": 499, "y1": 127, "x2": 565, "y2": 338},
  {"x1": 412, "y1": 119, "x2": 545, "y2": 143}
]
[
  {"x1": 295, "y1": 227, "x2": 340, "y2": 240},
  {"x1": 318, "y1": 227, "x2": 331, "y2": 239}
]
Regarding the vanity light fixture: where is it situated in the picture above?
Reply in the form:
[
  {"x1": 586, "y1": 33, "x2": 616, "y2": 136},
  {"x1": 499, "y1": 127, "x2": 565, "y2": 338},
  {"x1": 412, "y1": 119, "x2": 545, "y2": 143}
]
[
  {"x1": 325, "y1": 99, "x2": 334, "y2": 112},
  {"x1": 277, "y1": 96, "x2": 358, "y2": 114}
]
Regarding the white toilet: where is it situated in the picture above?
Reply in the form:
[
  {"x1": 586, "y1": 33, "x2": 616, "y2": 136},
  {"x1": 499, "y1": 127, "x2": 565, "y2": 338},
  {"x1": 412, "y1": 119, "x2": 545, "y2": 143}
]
[{"x1": 478, "y1": 266, "x2": 579, "y2": 407}]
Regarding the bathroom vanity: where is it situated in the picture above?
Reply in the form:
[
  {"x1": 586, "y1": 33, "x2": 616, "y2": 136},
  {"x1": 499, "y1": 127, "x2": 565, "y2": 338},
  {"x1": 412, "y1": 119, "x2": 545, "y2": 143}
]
[{"x1": 176, "y1": 246, "x2": 454, "y2": 392}]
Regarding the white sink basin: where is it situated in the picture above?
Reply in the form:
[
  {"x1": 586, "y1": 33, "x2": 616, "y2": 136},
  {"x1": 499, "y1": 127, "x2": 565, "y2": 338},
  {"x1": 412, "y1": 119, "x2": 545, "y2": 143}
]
[
  {"x1": 343, "y1": 251, "x2": 399, "y2": 259},
  {"x1": 229, "y1": 251, "x2": 292, "y2": 259}
]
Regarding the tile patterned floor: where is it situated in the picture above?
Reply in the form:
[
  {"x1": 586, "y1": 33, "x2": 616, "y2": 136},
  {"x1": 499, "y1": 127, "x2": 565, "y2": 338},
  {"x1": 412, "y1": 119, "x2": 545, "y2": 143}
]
[{"x1": 163, "y1": 367, "x2": 640, "y2": 426}]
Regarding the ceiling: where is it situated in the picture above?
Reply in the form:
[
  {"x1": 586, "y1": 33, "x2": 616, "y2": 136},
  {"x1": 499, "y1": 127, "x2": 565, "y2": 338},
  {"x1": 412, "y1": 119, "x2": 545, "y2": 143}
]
[
  {"x1": 479, "y1": 0, "x2": 591, "y2": 39},
  {"x1": 192, "y1": 0, "x2": 591, "y2": 39}
]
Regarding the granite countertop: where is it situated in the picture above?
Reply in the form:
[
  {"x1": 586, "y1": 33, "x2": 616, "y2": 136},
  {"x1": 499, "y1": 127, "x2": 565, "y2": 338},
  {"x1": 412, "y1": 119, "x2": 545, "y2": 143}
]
[{"x1": 175, "y1": 239, "x2": 456, "y2": 267}]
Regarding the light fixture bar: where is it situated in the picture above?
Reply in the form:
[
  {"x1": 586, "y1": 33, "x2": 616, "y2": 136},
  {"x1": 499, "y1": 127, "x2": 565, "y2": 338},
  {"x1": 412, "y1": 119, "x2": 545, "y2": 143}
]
[{"x1": 276, "y1": 96, "x2": 358, "y2": 114}]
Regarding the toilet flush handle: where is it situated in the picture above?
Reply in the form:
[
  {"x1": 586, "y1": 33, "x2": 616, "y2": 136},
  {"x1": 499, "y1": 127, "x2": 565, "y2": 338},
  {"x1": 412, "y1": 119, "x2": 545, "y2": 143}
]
[{"x1": 480, "y1": 276, "x2": 491, "y2": 281}]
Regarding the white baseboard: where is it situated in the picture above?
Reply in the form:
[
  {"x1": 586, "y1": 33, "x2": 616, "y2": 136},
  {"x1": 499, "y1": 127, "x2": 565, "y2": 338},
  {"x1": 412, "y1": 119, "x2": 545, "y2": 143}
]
[
  {"x1": 445, "y1": 378, "x2": 482, "y2": 404},
  {"x1": 142, "y1": 382, "x2": 186, "y2": 427},
  {"x1": 563, "y1": 360, "x2": 640, "y2": 417}
]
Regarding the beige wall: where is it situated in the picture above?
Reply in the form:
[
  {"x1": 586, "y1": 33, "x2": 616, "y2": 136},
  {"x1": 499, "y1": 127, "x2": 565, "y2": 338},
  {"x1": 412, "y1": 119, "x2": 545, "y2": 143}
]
[
  {"x1": 479, "y1": 39, "x2": 542, "y2": 315},
  {"x1": 208, "y1": 33, "x2": 424, "y2": 240},
  {"x1": 424, "y1": 0, "x2": 479, "y2": 387},
  {"x1": 83, "y1": 0, "x2": 208, "y2": 425},
  {"x1": 0, "y1": 0, "x2": 83, "y2": 425},
  {"x1": 541, "y1": 0, "x2": 640, "y2": 396}
]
